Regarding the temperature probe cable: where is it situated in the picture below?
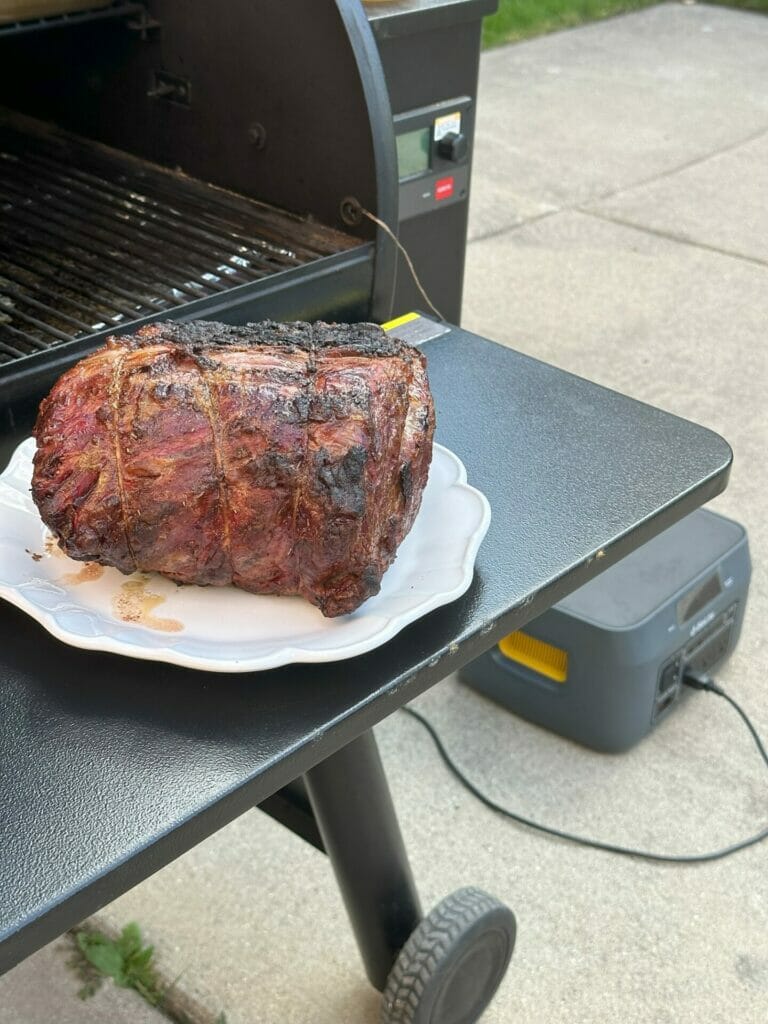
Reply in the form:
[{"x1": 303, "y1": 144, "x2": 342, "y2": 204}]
[
  {"x1": 361, "y1": 200, "x2": 768, "y2": 863},
  {"x1": 403, "y1": 672, "x2": 768, "y2": 864}
]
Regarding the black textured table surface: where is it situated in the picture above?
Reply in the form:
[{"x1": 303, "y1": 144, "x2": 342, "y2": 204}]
[{"x1": 0, "y1": 325, "x2": 731, "y2": 973}]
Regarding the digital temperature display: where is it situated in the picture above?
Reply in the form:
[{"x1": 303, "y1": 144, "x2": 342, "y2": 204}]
[{"x1": 396, "y1": 127, "x2": 431, "y2": 180}]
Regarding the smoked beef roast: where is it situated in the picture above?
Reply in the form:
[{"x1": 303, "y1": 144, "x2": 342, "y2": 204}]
[{"x1": 32, "y1": 320, "x2": 435, "y2": 617}]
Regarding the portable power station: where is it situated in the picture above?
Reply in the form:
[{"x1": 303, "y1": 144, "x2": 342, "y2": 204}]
[{"x1": 461, "y1": 509, "x2": 751, "y2": 752}]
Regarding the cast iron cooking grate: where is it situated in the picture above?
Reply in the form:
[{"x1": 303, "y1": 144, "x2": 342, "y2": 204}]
[
  {"x1": 0, "y1": 113, "x2": 357, "y2": 367},
  {"x1": 0, "y1": 2, "x2": 145, "y2": 39}
]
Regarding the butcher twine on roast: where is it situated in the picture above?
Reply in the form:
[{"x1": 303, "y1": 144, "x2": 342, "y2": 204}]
[{"x1": 32, "y1": 320, "x2": 435, "y2": 617}]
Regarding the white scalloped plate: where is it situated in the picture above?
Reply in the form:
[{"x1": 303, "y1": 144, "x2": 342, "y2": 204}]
[{"x1": 0, "y1": 440, "x2": 490, "y2": 672}]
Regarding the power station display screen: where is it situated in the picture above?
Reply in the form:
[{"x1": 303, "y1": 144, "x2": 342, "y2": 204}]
[
  {"x1": 396, "y1": 127, "x2": 431, "y2": 180},
  {"x1": 677, "y1": 573, "x2": 722, "y2": 624}
]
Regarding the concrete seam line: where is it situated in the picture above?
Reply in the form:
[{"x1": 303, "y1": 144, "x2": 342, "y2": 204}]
[
  {"x1": 578, "y1": 208, "x2": 768, "y2": 271},
  {"x1": 466, "y1": 121, "x2": 768, "y2": 250},
  {"x1": 586, "y1": 122, "x2": 768, "y2": 207},
  {"x1": 467, "y1": 208, "x2": 563, "y2": 245}
]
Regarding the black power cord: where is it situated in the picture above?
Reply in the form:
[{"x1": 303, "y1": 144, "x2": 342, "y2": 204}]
[
  {"x1": 402, "y1": 672, "x2": 768, "y2": 864},
  {"x1": 684, "y1": 672, "x2": 768, "y2": 769}
]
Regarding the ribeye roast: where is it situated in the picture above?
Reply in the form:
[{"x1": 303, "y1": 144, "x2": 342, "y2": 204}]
[{"x1": 32, "y1": 320, "x2": 435, "y2": 617}]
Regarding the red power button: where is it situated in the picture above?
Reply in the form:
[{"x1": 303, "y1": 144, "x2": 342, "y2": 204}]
[{"x1": 434, "y1": 176, "x2": 455, "y2": 201}]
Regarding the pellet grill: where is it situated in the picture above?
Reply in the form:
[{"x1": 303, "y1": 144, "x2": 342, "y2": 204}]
[
  {"x1": 0, "y1": 0, "x2": 496, "y2": 457},
  {"x1": 0, "y1": 3, "x2": 516, "y2": 1019}
]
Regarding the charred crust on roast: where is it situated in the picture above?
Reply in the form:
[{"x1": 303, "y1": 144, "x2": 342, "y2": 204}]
[
  {"x1": 312, "y1": 321, "x2": 403, "y2": 357},
  {"x1": 104, "y1": 319, "x2": 423, "y2": 363},
  {"x1": 315, "y1": 563, "x2": 382, "y2": 618},
  {"x1": 309, "y1": 384, "x2": 368, "y2": 422},
  {"x1": 313, "y1": 444, "x2": 367, "y2": 517},
  {"x1": 243, "y1": 450, "x2": 299, "y2": 488},
  {"x1": 361, "y1": 564, "x2": 381, "y2": 591},
  {"x1": 399, "y1": 461, "x2": 414, "y2": 503}
]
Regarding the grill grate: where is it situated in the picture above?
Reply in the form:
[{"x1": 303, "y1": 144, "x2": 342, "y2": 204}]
[
  {"x1": 0, "y1": 3, "x2": 147, "y2": 39},
  {"x1": 0, "y1": 114, "x2": 358, "y2": 367}
]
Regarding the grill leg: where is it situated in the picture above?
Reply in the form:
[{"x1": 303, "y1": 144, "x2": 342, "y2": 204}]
[{"x1": 303, "y1": 729, "x2": 422, "y2": 992}]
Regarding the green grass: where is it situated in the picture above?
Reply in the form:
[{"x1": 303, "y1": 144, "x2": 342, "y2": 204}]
[
  {"x1": 482, "y1": 0, "x2": 768, "y2": 48},
  {"x1": 68, "y1": 923, "x2": 227, "y2": 1024}
]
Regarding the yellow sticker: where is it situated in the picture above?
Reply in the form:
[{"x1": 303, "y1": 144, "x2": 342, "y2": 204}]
[
  {"x1": 382, "y1": 312, "x2": 450, "y2": 345},
  {"x1": 382, "y1": 311, "x2": 421, "y2": 332}
]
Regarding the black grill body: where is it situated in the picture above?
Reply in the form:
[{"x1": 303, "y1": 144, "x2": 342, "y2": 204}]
[
  {"x1": 0, "y1": 1, "x2": 496, "y2": 462},
  {"x1": 0, "y1": 0, "x2": 398, "y2": 421},
  {"x1": 369, "y1": 1, "x2": 496, "y2": 323}
]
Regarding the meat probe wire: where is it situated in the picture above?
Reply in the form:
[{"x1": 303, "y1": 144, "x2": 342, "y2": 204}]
[{"x1": 359, "y1": 207, "x2": 446, "y2": 323}]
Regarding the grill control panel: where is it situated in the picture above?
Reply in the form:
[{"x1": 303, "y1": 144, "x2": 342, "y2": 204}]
[{"x1": 394, "y1": 97, "x2": 472, "y2": 220}]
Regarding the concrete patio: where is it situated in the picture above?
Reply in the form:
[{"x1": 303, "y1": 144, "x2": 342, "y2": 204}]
[{"x1": 2, "y1": 4, "x2": 766, "y2": 1022}]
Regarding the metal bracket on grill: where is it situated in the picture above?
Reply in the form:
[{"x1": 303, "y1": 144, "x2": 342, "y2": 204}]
[
  {"x1": 126, "y1": 7, "x2": 161, "y2": 40},
  {"x1": 340, "y1": 197, "x2": 364, "y2": 227},
  {"x1": 147, "y1": 70, "x2": 191, "y2": 106}
]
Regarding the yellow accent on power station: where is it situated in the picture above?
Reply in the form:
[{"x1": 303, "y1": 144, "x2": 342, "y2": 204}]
[
  {"x1": 382, "y1": 311, "x2": 421, "y2": 332},
  {"x1": 497, "y1": 630, "x2": 569, "y2": 683}
]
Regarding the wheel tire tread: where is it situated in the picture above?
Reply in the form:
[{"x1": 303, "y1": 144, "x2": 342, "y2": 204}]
[{"x1": 380, "y1": 888, "x2": 512, "y2": 1024}]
